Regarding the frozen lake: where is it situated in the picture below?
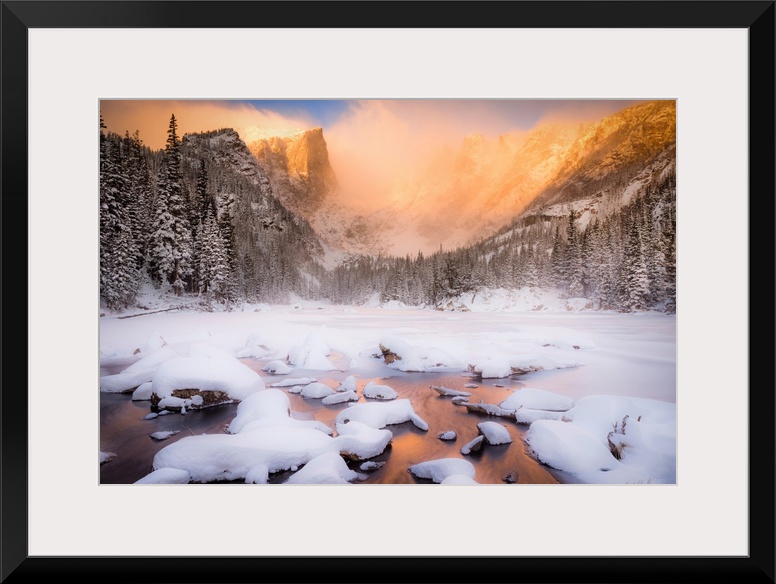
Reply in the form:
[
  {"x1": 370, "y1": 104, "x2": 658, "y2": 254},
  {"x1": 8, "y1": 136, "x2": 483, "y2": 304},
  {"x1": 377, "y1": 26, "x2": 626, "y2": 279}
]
[{"x1": 99, "y1": 306, "x2": 677, "y2": 484}]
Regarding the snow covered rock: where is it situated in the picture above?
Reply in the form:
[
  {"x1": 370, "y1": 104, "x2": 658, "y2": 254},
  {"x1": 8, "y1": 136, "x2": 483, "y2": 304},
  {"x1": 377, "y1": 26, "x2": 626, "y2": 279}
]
[
  {"x1": 524, "y1": 419, "x2": 618, "y2": 475},
  {"x1": 363, "y1": 381, "x2": 398, "y2": 400},
  {"x1": 460, "y1": 435, "x2": 485, "y2": 455},
  {"x1": 100, "y1": 347, "x2": 179, "y2": 393},
  {"x1": 460, "y1": 400, "x2": 516, "y2": 419},
  {"x1": 132, "y1": 382, "x2": 154, "y2": 401},
  {"x1": 378, "y1": 336, "x2": 460, "y2": 372},
  {"x1": 245, "y1": 465, "x2": 270, "y2": 484},
  {"x1": 523, "y1": 395, "x2": 677, "y2": 484},
  {"x1": 262, "y1": 360, "x2": 293, "y2": 375},
  {"x1": 227, "y1": 389, "x2": 332, "y2": 436},
  {"x1": 471, "y1": 357, "x2": 512, "y2": 379},
  {"x1": 477, "y1": 421, "x2": 512, "y2": 445},
  {"x1": 235, "y1": 332, "x2": 272, "y2": 359},
  {"x1": 322, "y1": 390, "x2": 359, "y2": 405},
  {"x1": 271, "y1": 377, "x2": 317, "y2": 388},
  {"x1": 150, "y1": 356, "x2": 264, "y2": 411},
  {"x1": 150, "y1": 430, "x2": 180, "y2": 441},
  {"x1": 437, "y1": 431, "x2": 457, "y2": 441},
  {"x1": 441, "y1": 474, "x2": 479, "y2": 485},
  {"x1": 152, "y1": 425, "x2": 335, "y2": 482},
  {"x1": 378, "y1": 336, "x2": 423, "y2": 371},
  {"x1": 300, "y1": 382, "x2": 337, "y2": 399},
  {"x1": 430, "y1": 385, "x2": 471, "y2": 397},
  {"x1": 514, "y1": 408, "x2": 567, "y2": 425},
  {"x1": 226, "y1": 389, "x2": 290, "y2": 433},
  {"x1": 99, "y1": 451, "x2": 116, "y2": 464},
  {"x1": 333, "y1": 420, "x2": 393, "y2": 461},
  {"x1": 134, "y1": 468, "x2": 190, "y2": 484},
  {"x1": 284, "y1": 452, "x2": 359, "y2": 484},
  {"x1": 408, "y1": 458, "x2": 476, "y2": 483},
  {"x1": 335, "y1": 399, "x2": 428, "y2": 431},
  {"x1": 336, "y1": 375, "x2": 357, "y2": 392},
  {"x1": 288, "y1": 332, "x2": 335, "y2": 370}
]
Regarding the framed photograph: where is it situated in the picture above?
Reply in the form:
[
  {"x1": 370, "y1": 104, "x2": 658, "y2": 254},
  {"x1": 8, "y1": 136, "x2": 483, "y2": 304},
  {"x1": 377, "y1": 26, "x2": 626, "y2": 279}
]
[{"x1": 6, "y1": 1, "x2": 774, "y2": 582}]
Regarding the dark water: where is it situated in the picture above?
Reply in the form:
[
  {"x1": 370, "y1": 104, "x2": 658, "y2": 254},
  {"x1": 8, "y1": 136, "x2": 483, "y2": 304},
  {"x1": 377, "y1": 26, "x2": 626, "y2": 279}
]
[{"x1": 100, "y1": 358, "x2": 562, "y2": 485}]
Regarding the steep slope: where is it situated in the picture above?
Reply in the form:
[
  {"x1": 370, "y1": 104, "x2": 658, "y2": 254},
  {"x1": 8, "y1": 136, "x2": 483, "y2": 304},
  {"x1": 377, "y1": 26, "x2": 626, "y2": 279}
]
[
  {"x1": 503, "y1": 144, "x2": 676, "y2": 240},
  {"x1": 181, "y1": 129, "x2": 329, "y2": 298},
  {"x1": 524, "y1": 100, "x2": 676, "y2": 211}
]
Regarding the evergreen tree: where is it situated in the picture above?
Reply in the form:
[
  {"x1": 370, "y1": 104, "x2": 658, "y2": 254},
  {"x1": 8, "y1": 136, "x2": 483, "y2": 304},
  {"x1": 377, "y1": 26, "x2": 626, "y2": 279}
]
[
  {"x1": 197, "y1": 207, "x2": 231, "y2": 307},
  {"x1": 565, "y1": 210, "x2": 584, "y2": 297},
  {"x1": 123, "y1": 130, "x2": 153, "y2": 270},
  {"x1": 148, "y1": 114, "x2": 193, "y2": 295},
  {"x1": 549, "y1": 225, "x2": 564, "y2": 288},
  {"x1": 662, "y1": 187, "x2": 677, "y2": 313},
  {"x1": 618, "y1": 217, "x2": 651, "y2": 312},
  {"x1": 100, "y1": 118, "x2": 139, "y2": 309}
]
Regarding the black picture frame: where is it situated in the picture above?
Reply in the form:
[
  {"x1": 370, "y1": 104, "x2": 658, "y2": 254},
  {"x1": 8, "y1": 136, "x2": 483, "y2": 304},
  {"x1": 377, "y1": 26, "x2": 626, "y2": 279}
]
[{"x1": 3, "y1": 1, "x2": 773, "y2": 583}]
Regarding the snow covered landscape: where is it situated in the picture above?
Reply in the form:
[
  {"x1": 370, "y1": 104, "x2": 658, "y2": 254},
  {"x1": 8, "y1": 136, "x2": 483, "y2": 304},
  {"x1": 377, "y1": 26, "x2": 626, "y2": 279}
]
[
  {"x1": 99, "y1": 99, "x2": 677, "y2": 485},
  {"x1": 100, "y1": 288, "x2": 676, "y2": 485}
]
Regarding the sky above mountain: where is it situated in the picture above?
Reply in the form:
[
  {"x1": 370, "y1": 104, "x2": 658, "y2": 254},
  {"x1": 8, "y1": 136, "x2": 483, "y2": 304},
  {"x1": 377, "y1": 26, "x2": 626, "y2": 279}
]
[
  {"x1": 100, "y1": 99, "x2": 649, "y2": 150},
  {"x1": 100, "y1": 99, "x2": 653, "y2": 212}
]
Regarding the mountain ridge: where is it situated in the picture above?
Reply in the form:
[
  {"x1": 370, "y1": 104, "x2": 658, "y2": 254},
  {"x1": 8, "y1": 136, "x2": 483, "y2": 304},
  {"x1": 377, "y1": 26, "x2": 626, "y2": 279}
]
[{"x1": 240, "y1": 100, "x2": 676, "y2": 257}]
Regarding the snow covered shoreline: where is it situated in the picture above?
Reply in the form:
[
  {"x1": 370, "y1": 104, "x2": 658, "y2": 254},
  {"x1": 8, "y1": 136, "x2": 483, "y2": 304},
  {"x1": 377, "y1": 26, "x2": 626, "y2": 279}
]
[{"x1": 100, "y1": 302, "x2": 676, "y2": 485}]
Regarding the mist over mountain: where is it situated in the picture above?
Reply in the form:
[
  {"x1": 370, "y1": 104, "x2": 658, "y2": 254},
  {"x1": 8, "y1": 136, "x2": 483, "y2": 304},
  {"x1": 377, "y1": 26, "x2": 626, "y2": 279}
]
[
  {"x1": 99, "y1": 101, "x2": 676, "y2": 314},
  {"x1": 246, "y1": 100, "x2": 675, "y2": 256},
  {"x1": 248, "y1": 128, "x2": 339, "y2": 213}
]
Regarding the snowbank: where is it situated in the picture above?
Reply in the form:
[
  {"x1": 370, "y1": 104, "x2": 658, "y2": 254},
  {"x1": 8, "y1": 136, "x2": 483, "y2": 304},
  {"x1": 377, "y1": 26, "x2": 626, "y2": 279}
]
[
  {"x1": 100, "y1": 347, "x2": 179, "y2": 393},
  {"x1": 523, "y1": 395, "x2": 676, "y2": 484}
]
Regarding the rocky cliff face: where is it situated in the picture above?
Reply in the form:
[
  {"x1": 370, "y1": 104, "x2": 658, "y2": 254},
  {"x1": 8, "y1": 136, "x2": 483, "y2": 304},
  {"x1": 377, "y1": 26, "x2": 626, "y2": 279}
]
[{"x1": 248, "y1": 128, "x2": 339, "y2": 213}]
